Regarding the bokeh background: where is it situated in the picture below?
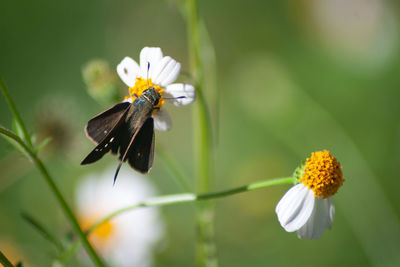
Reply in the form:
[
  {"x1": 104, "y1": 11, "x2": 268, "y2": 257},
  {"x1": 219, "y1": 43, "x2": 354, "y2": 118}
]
[{"x1": 1, "y1": 0, "x2": 400, "y2": 266}]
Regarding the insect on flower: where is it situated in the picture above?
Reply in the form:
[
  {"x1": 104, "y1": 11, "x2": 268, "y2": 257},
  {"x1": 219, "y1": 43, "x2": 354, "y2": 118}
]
[{"x1": 81, "y1": 47, "x2": 195, "y2": 183}]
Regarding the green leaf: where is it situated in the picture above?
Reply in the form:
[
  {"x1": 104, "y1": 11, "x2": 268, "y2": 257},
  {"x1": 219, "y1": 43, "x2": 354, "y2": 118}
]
[
  {"x1": 0, "y1": 127, "x2": 30, "y2": 159},
  {"x1": 12, "y1": 118, "x2": 24, "y2": 140},
  {"x1": 30, "y1": 133, "x2": 37, "y2": 147},
  {"x1": 0, "y1": 76, "x2": 33, "y2": 148},
  {"x1": 35, "y1": 137, "x2": 52, "y2": 153},
  {"x1": 56, "y1": 241, "x2": 81, "y2": 264},
  {"x1": 21, "y1": 212, "x2": 64, "y2": 251}
]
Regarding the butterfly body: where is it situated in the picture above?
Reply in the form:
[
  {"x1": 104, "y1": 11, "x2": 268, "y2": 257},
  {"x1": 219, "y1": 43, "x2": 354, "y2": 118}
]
[{"x1": 81, "y1": 88, "x2": 161, "y2": 179}]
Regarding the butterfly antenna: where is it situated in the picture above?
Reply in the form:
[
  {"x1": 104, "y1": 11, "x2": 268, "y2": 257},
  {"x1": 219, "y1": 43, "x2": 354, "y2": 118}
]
[
  {"x1": 163, "y1": 96, "x2": 187, "y2": 100},
  {"x1": 147, "y1": 62, "x2": 150, "y2": 88},
  {"x1": 113, "y1": 161, "x2": 123, "y2": 185}
]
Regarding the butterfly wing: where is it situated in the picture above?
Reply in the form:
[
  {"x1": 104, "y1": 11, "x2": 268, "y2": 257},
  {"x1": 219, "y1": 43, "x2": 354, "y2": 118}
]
[
  {"x1": 126, "y1": 117, "x2": 155, "y2": 173},
  {"x1": 81, "y1": 103, "x2": 130, "y2": 165},
  {"x1": 82, "y1": 99, "x2": 155, "y2": 179},
  {"x1": 112, "y1": 116, "x2": 154, "y2": 183},
  {"x1": 85, "y1": 102, "x2": 130, "y2": 144}
]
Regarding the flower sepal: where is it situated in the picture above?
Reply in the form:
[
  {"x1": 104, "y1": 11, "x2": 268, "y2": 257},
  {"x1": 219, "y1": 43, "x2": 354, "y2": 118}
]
[{"x1": 292, "y1": 163, "x2": 305, "y2": 184}]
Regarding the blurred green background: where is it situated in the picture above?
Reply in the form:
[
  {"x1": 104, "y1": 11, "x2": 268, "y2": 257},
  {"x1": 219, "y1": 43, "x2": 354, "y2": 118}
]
[{"x1": 1, "y1": 0, "x2": 400, "y2": 266}]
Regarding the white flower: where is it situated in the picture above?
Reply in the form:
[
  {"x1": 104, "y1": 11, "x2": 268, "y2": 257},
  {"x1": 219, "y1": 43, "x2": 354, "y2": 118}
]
[
  {"x1": 276, "y1": 183, "x2": 334, "y2": 239},
  {"x1": 76, "y1": 166, "x2": 164, "y2": 267},
  {"x1": 117, "y1": 47, "x2": 196, "y2": 131},
  {"x1": 275, "y1": 150, "x2": 344, "y2": 239}
]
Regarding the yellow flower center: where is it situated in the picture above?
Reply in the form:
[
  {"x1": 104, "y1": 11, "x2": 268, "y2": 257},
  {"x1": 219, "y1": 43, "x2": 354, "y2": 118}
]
[
  {"x1": 299, "y1": 150, "x2": 344, "y2": 198},
  {"x1": 124, "y1": 77, "x2": 165, "y2": 108},
  {"x1": 80, "y1": 215, "x2": 115, "y2": 247}
]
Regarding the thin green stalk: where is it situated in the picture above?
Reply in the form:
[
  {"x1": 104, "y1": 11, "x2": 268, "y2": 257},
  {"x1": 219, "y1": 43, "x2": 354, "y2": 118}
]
[
  {"x1": 185, "y1": 0, "x2": 216, "y2": 265},
  {"x1": 0, "y1": 128, "x2": 105, "y2": 265},
  {"x1": 0, "y1": 77, "x2": 104, "y2": 265},
  {"x1": 63, "y1": 176, "x2": 293, "y2": 259},
  {"x1": 0, "y1": 126, "x2": 105, "y2": 266},
  {"x1": 184, "y1": 0, "x2": 219, "y2": 265},
  {"x1": 0, "y1": 250, "x2": 14, "y2": 267},
  {"x1": 194, "y1": 89, "x2": 213, "y2": 191},
  {"x1": 88, "y1": 177, "x2": 293, "y2": 234},
  {"x1": 184, "y1": 0, "x2": 212, "y2": 191},
  {"x1": 0, "y1": 77, "x2": 33, "y2": 148}
]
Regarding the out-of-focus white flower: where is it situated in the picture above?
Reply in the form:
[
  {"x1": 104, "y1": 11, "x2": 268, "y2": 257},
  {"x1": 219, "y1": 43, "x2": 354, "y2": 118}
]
[
  {"x1": 117, "y1": 47, "x2": 196, "y2": 131},
  {"x1": 76, "y1": 166, "x2": 164, "y2": 267},
  {"x1": 276, "y1": 150, "x2": 344, "y2": 239}
]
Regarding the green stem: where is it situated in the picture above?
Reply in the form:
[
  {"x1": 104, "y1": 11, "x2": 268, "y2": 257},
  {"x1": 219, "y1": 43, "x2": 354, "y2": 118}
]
[
  {"x1": 0, "y1": 78, "x2": 104, "y2": 265},
  {"x1": 185, "y1": 0, "x2": 217, "y2": 265},
  {"x1": 185, "y1": 1, "x2": 217, "y2": 266},
  {"x1": 0, "y1": 76, "x2": 33, "y2": 148},
  {"x1": 0, "y1": 128, "x2": 105, "y2": 266},
  {"x1": 88, "y1": 176, "x2": 293, "y2": 235},
  {"x1": 63, "y1": 176, "x2": 294, "y2": 260},
  {"x1": 0, "y1": 250, "x2": 14, "y2": 267}
]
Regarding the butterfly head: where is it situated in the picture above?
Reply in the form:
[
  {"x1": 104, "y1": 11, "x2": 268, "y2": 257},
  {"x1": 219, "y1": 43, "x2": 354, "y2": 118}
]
[
  {"x1": 142, "y1": 87, "x2": 161, "y2": 107},
  {"x1": 124, "y1": 77, "x2": 165, "y2": 108}
]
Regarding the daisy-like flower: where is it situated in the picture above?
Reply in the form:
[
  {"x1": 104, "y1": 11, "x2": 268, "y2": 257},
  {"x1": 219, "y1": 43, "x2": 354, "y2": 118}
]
[
  {"x1": 275, "y1": 150, "x2": 345, "y2": 239},
  {"x1": 117, "y1": 47, "x2": 196, "y2": 131},
  {"x1": 76, "y1": 166, "x2": 164, "y2": 267}
]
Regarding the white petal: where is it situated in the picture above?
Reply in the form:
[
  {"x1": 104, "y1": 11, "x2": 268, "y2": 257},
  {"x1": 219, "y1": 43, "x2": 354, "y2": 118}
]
[
  {"x1": 164, "y1": 83, "x2": 196, "y2": 106},
  {"x1": 152, "y1": 56, "x2": 181, "y2": 87},
  {"x1": 140, "y1": 47, "x2": 163, "y2": 79},
  {"x1": 153, "y1": 109, "x2": 172, "y2": 131},
  {"x1": 275, "y1": 184, "x2": 315, "y2": 232},
  {"x1": 297, "y1": 197, "x2": 334, "y2": 239},
  {"x1": 117, "y1": 57, "x2": 140, "y2": 87},
  {"x1": 327, "y1": 197, "x2": 335, "y2": 229},
  {"x1": 275, "y1": 183, "x2": 304, "y2": 217}
]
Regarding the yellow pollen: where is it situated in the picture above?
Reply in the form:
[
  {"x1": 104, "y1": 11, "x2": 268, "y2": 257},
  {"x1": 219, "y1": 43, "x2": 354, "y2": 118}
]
[
  {"x1": 124, "y1": 77, "x2": 165, "y2": 108},
  {"x1": 299, "y1": 150, "x2": 344, "y2": 198},
  {"x1": 80, "y1": 215, "x2": 115, "y2": 247}
]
